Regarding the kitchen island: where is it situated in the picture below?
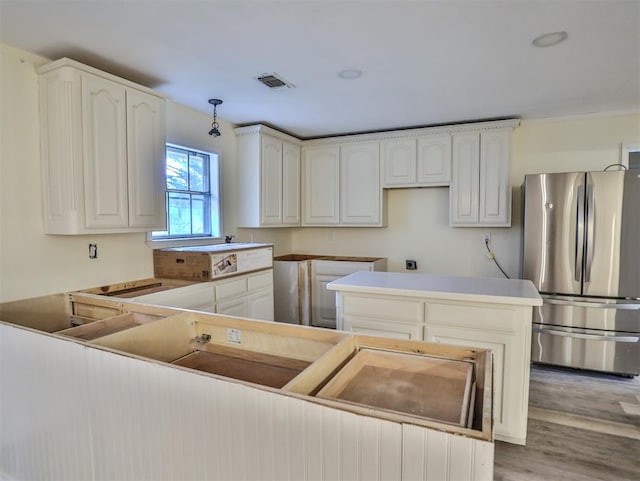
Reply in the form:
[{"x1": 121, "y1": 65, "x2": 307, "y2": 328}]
[{"x1": 328, "y1": 271, "x2": 542, "y2": 445}]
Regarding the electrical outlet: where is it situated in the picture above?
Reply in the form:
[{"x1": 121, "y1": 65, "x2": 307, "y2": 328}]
[
  {"x1": 483, "y1": 233, "x2": 491, "y2": 243},
  {"x1": 89, "y1": 243, "x2": 98, "y2": 259},
  {"x1": 405, "y1": 259, "x2": 417, "y2": 270}
]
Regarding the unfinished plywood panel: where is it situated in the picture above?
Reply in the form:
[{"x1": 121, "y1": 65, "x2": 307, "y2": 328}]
[
  {"x1": 317, "y1": 348, "x2": 474, "y2": 427},
  {"x1": 90, "y1": 313, "x2": 194, "y2": 363},
  {"x1": 0, "y1": 293, "x2": 71, "y2": 332},
  {"x1": 188, "y1": 310, "x2": 345, "y2": 362},
  {"x1": 55, "y1": 312, "x2": 160, "y2": 341},
  {"x1": 172, "y1": 347, "x2": 310, "y2": 389}
]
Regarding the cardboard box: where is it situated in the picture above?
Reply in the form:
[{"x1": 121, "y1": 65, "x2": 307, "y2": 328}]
[{"x1": 153, "y1": 250, "x2": 212, "y2": 280}]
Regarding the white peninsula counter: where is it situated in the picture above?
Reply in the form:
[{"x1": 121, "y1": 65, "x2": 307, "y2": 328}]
[{"x1": 328, "y1": 271, "x2": 542, "y2": 445}]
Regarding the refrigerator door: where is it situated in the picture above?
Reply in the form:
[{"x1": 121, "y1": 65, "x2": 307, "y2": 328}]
[
  {"x1": 523, "y1": 172, "x2": 585, "y2": 295},
  {"x1": 583, "y1": 170, "x2": 640, "y2": 299}
]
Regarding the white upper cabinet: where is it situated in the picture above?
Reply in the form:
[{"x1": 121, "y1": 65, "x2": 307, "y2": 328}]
[
  {"x1": 302, "y1": 142, "x2": 385, "y2": 226},
  {"x1": 417, "y1": 134, "x2": 451, "y2": 185},
  {"x1": 479, "y1": 130, "x2": 511, "y2": 225},
  {"x1": 382, "y1": 134, "x2": 451, "y2": 187},
  {"x1": 38, "y1": 58, "x2": 166, "y2": 234},
  {"x1": 382, "y1": 139, "x2": 417, "y2": 186},
  {"x1": 450, "y1": 125, "x2": 514, "y2": 227},
  {"x1": 302, "y1": 145, "x2": 341, "y2": 225},
  {"x1": 340, "y1": 142, "x2": 381, "y2": 225},
  {"x1": 450, "y1": 132, "x2": 481, "y2": 224},
  {"x1": 235, "y1": 125, "x2": 301, "y2": 227}
]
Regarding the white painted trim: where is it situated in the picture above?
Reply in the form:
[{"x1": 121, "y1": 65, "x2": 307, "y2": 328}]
[{"x1": 620, "y1": 143, "x2": 640, "y2": 167}]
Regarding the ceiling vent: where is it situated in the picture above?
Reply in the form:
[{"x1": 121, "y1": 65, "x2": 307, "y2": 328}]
[{"x1": 256, "y1": 73, "x2": 294, "y2": 89}]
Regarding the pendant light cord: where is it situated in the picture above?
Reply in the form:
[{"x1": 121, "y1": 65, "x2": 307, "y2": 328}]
[{"x1": 484, "y1": 238, "x2": 510, "y2": 279}]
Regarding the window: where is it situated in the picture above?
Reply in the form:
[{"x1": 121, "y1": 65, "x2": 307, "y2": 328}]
[{"x1": 152, "y1": 144, "x2": 221, "y2": 240}]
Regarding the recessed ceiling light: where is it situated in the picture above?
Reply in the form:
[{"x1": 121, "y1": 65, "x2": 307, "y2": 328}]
[
  {"x1": 338, "y1": 68, "x2": 363, "y2": 79},
  {"x1": 532, "y1": 31, "x2": 568, "y2": 48}
]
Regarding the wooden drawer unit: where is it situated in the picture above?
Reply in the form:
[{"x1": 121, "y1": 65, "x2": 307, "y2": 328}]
[{"x1": 342, "y1": 295, "x2": 424, "y2": 324}]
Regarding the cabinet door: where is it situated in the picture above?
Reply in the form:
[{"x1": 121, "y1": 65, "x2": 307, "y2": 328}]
[
  {"x1": 216, "y1": 297, "x2": 249, "y2": 318},
  {"x1": 479, "y1": 130, "x2": 511, "y2": 226},
  {"x1": 248, "y1": 290, "x2": 275, "y2": 321},
  {"x1": 312, "y1": 273, "x2": 342, "y2": 328},
  {"x1": 382, "y1": 139, "x2": 416, "y2": 187},
  {"x1": 340, "y1": 142, "x2": 381, "y2": 225},
  {"x1": 425, "y1": 326, "x2": 512, "y2": 437},
  {"x1": 282, "y1": 140, "x2": 301, "y2": 225},
  {"x1": 417, "y1": 134, "x2": 451, "y2": 185},
  {"x1": 450, "y1": 132, "x2": 480, "y2": 225},
  {"x1": 126, "y1": 89, "x2": 166, "y2": 229},
  {"x1": 260, "y1": 134, "x2": 284, "y2": 225},
  {"x1": 82, "y1": 73, "x2": 128, "y2": 228},
  {"x1": 302, "y1": 146, "x2": 340, "y2": 225},
  {"x1": 343, "y1": 317, "x2": 423, "y2": 339}
]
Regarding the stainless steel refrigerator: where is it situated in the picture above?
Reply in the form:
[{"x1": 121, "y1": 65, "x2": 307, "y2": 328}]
[{"x1": 523, "y1": 170, "x2": 640, "y2": 376}]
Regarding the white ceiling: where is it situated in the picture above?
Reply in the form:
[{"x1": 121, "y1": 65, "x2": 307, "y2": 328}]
[{"x1": 1, "y1": 0, "x2": 638, "y2": 139}]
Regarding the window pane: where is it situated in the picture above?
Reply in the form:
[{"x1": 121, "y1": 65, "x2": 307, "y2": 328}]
[
  {"x1": 189, "y1": 152, "x2": 208, "y2": 192},
  {"x1": 167, "y1": 192, "x2": 192, "y2": 235},
  {"x1": 190, "y1": 194, "x2": 210, "y2": 235},
  {"x1": 166, "y1": 147, "x2": 189, "y2": 190}
]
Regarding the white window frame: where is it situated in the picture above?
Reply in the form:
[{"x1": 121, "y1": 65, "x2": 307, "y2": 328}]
[{"x1": 147, "y1": 143, "x2": 223, "y2": 248}]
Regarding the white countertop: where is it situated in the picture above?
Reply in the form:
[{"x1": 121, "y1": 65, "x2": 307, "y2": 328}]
[
  {"x1": 327, "y1": 271, "x2": 542, "y2": 306},
  {"x1": 160, "y1": 242, "x2": 273, "y2": 253}
]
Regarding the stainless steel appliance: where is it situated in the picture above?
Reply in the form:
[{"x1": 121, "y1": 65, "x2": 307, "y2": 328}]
[{"x1": 523, "y1": 170, "x2": 640, "y2": 376}]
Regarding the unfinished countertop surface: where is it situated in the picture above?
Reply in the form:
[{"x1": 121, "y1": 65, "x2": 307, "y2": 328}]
[{"x1": 327, "y1": 271, "x2": 542, "y2": 306}]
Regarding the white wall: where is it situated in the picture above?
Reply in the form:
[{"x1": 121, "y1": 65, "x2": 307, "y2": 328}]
[
  {"x1": 291, "y1": 113, "x2": 640, "y2": 278},
  {"x1": 1, "y1": 42, "x2": 638, "y2": 301}
]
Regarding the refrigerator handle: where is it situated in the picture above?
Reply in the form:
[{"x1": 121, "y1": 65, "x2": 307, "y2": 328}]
[
  {"x1": 584, "y1": 183, "x2": 595, "y2": 283},
  {"x1": 575, "y1": 185, "x2": 585, "y2": 283}
]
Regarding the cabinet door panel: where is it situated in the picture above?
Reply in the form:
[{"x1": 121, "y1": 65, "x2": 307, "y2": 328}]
[
  {"x1": 417, "y1": 134, "x2": 451, "y2": 185},
  {"x1": 82, "y1": 74, "x2": 128, "y2": 228},
  {"x1": 216, "y1": 297, "x2": 249, "y2": 318},
  {"x1": 302, "y1": 146, "x2": 340, "y2": 225},
  {"x1": 382, "y1": 139, "x2": 416, "y2": 186},
  {"x1": 282, "y1": 141, "x2": 301, "y2": 225},
  {"x1": 340, "y1": 142, "x2": 381, "y2": 225},
  {"x1": 425, "y1": 326, "x2": 508, "y2": 433},
  {"x1": 479, "y1": 130, "x2": 510, "y2": 225},
  {"x1": 127, "y1": 89, "x2": 166, "y2": 228},
  {"x1": 248, "y1": 290, "x2": 274, "y2": 321},
  {"x1": 450, "y1": 133, "x2": 480, "y2": 225},
  {"x1": 260, "y1": 135, "x2": 283, "y2": 225}
]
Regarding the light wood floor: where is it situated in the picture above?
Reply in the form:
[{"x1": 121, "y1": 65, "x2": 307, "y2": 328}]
[{"x1": 494, "y1": 365, "x2": 640, "y2": 481}]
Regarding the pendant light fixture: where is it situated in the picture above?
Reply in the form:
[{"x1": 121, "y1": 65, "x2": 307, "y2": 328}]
[{"x1": 208, "y1": 98, "x2": 223, "y2": 137}]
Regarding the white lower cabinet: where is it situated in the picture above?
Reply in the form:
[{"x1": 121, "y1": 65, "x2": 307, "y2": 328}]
[
  {"x1": 311, "y1": 259, "x2": 387, "y2": 329},
  {"x1": 214, "y1": 269, "x2": 275, "y2": 321},
  {"x1": 133, "y1": 270, "x2": 274, "y2": 321},
  {"x1": 424, "y1": 300, "x2": 531, "y2": 445},
  {"x1": 133, "y1": 282, "x2": 216, "y2": 312},
  {"x1": 334, "y1": 290, "x2": 532, "y2": 445}
]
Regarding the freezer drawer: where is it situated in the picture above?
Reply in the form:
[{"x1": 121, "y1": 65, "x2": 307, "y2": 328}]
[
  {"x1": 535, "y1": 296, "x2": 640, "y2": 332},
  {"x1": 531, "y1": 324, "x2": 640, "y2": 376}
]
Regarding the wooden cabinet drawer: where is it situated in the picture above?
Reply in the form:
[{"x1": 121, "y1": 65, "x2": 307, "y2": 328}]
[
  {"x1": 342, "y1": 295, "x2": 424, "y2": 324},
  {"x1": 426, "y1": 302, "x2": 518, "y2": 333},
  {"x1": 215, "y1": 278, "x2": 248, "y2": 301}
]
